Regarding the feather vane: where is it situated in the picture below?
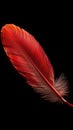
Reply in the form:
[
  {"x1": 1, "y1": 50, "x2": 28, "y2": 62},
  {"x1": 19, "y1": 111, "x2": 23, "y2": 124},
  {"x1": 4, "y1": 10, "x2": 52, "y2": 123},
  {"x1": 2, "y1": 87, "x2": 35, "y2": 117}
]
[{"x1": 1, "y1": 24, "x2": 73, "y2": 107}]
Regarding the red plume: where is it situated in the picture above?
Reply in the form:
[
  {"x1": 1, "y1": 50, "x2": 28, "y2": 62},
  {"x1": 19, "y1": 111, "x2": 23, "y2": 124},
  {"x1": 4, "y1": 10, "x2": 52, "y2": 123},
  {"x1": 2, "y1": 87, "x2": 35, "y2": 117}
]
[{"x1": 1, "y1": 24, "x2": 73, "y2": 107}]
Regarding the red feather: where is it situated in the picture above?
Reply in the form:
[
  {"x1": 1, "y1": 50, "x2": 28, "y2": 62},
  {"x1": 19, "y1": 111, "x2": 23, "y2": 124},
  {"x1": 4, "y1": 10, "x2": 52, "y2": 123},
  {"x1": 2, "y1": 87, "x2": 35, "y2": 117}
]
[{"x1": 1, "y1": 24, "x2": 73, "y2": 107}]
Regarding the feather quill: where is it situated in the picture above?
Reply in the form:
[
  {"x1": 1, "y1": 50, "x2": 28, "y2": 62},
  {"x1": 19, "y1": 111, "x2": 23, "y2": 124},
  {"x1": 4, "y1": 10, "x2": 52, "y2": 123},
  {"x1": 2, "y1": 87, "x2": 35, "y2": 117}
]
[{"x1": 1, "y1": 24, "x2": 73, "y2": 107}]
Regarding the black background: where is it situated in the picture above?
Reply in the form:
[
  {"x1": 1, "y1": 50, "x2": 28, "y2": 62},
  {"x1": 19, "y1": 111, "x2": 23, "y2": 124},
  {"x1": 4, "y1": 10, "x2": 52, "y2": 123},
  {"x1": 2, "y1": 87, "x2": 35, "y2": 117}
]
[{"x1": 0, "y1": 2, "x2": 73, "y2": 128}]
